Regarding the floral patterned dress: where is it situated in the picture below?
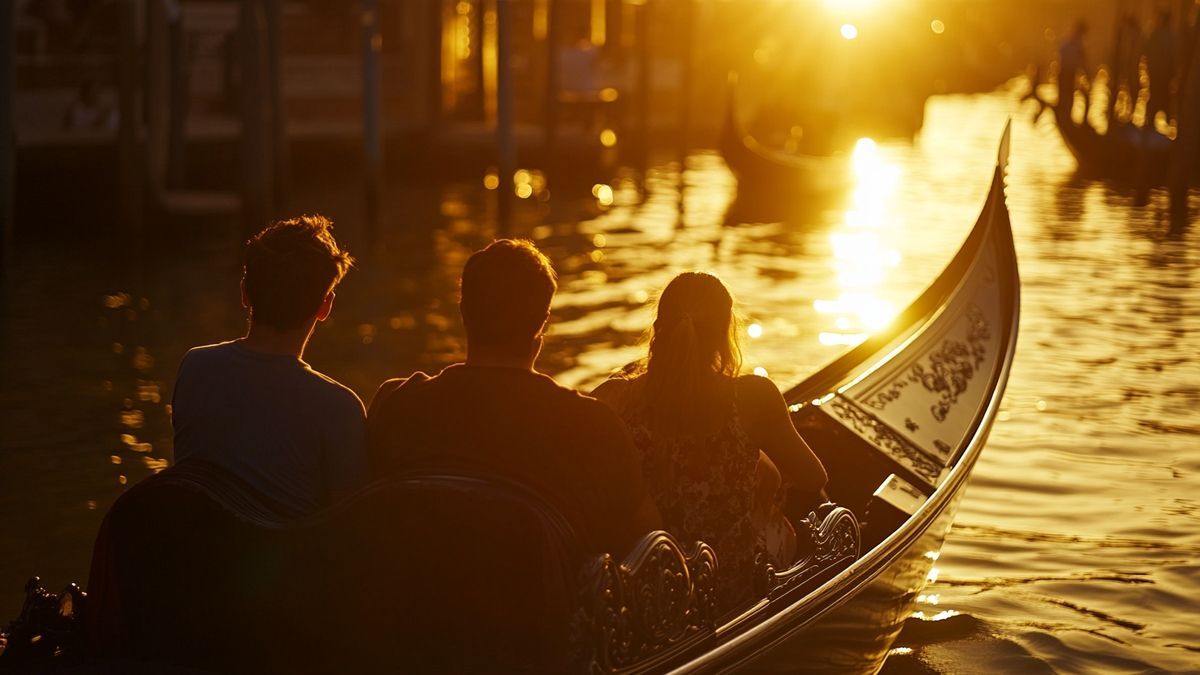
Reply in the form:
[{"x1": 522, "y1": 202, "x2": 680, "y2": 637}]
[{"x1": 623, "y1": 401, "x2": 766, "y2": 614}]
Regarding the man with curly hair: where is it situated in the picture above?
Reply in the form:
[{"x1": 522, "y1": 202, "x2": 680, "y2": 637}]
[{"x1": 171, "y1": 215, "x2": 366, "y2": 518}]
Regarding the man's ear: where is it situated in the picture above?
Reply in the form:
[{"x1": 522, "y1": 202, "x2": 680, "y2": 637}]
[
  {"x1": 531, "y1": 311, "x2": 550, "y2": 358},
  {"x1": 531, "y1": 333, "x2": 544, "y2": 361},
  {"x1": 316, "y1": 291, "x2": 335, "y2": 322}
]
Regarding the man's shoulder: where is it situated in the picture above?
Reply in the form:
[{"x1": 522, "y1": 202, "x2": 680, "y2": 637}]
[
  {"x1": 521, "y1": 370, "x2": 601, "y2": 408},
  {"x1": 533, "y1": 375, "x2": 629, "y2": 433},
  {"x1": 176, "y1": 341, "x2": 244, "y2": 383},
  {"x1": 180, "y1": 340, "x2": 239, "y2": 365},
  {"x1": 300, "y1": 366, "x2": 366, "y2": 413},
  {"x1": 377, "y1": 370, "x2": 435, "y2": 397},
  {"x1": 368, "y1": 370, "x2": 437, "y2": 414}
]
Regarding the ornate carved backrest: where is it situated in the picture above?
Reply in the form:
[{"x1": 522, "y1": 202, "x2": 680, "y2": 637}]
[
  {"x1": 576, "y1": 531, "x2": 718, "y2": 673},
  {"x1": 755, "y1": 504, "x2": 860, "y2": 600},
  {"x1": 0, "y1": 577, "x2": 86, "y2": 665}
]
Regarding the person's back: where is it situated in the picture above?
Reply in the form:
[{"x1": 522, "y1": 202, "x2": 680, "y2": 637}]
[
  {"x1": 1146, "y1": 19, "x2": 1175, "y2": 78},
  {"x1": 174, "y1": 342, "x2": 365, "y2": 518},
  {"x1": 370, "y1": 364, "x2": 647, "y2": 555},
  {"x1": 593, "y1": 272, "x2": 828, "y2": 614},
  {"x1": 604, "y1": 375, "x2": 763, "y2": 612},
  {"x1": 1110, "y1": 15, "x2": 1142, "y2": 120},
  {"x1": 172, "y1": 215, "x2": 366, "y2": 518},
  {"x1": 367, "y1": 240, "x2": 660, "y2": 557},
  {"x1": 1145, "y1": 13, "x2": 1176, "y2": 122},
  {"x1": 1057, "y1": 21, "x2": 1089, "y2": 111}
]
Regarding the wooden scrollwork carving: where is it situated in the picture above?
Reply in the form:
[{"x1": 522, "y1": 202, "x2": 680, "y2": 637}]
[
  {"x1": 755, "y1": 505, "x2": 860, "y2": 600},
  {"x1": 576, "y1": 531, "x2": 718, "y2": 673}
]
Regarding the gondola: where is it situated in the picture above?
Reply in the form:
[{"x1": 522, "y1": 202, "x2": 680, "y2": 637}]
[
  {"x1": 1051, "y1": 101, "x2": 1173, "y2": 184},
  {"x1": 718, "y1": 83, "x2": 852, "y2": 199},
  {"x1": 2, "y1": 126, "x2": 1019, "y2": 674},
  {"x1": 672, "y1": 120, "x2": 1019, "y2": 673}
]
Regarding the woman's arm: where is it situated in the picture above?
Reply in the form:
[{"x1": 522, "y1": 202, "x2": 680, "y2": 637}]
[
  {"x1": 752, "y1": 451, "x2": 782, "y2": 532},
  {"x1": 739, "y1": 375, "x2": 828, "y2": 493}
]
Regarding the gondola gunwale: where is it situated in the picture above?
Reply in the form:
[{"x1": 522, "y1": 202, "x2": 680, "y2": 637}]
[{"x1": 666, "y1": 123, "x2": 1020, "y2": 673}]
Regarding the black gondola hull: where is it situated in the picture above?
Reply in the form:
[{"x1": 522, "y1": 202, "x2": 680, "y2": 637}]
[{"x1": 1051, "y1": 105, "x2": 1174, "y2": 184}]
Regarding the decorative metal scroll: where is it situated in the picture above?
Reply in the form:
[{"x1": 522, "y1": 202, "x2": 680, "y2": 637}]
[
  {"x1": 576, "y1": 532, "x2": 718, "y2": 673},
  {"x1": 0, "y1": 577, "x2": 86, "y2": 664},
  {"x1": 754, "y1": 505, "x2": 860, "y2": 601}
]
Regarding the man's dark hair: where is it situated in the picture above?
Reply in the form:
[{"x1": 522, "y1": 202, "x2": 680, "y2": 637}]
[
  {"x1": 460, "y1": 239, "x2": 557, "y2": 350},
  {"x1": 243, "y1": 215, "x2": 354, "y2": 330}
]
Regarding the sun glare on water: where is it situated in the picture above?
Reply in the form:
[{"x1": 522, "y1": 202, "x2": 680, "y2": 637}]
[{"x1": 813, "y1": 137, "x2": 904, "y2": 348}]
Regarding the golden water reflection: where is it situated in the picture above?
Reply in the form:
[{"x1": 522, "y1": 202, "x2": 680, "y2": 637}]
[{"x1": 813, "y1": 137, "x2": 903, "y2": 347}]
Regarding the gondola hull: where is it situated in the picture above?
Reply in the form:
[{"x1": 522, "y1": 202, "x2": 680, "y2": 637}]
[{"x1": 1051, "y1": 104, "x2": 1173, "y2": 184}]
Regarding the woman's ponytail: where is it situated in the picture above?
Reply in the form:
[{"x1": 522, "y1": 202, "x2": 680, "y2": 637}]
[{"x1": 635, "y1": 272, "x2": 742, "y2": 436}]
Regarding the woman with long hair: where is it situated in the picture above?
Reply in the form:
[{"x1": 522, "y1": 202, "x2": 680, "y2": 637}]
[{"x1": 592, "y1": 272, "x2": 827, "y2": 613}]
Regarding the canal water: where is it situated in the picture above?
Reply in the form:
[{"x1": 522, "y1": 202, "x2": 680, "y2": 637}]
[{"x1": 2, "y1": 89, "x2": 1197, "y2": 673}]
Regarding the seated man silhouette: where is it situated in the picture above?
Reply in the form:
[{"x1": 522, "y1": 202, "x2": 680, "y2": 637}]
[
  {"x1": 368, "y1": 239, "x2": 660, "y2": 555},
  {"x1": 171, "y1": 215, "x2": 367, "y2": 519}
]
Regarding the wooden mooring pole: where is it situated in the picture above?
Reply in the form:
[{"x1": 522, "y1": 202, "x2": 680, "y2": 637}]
[
  {"x1": 361, "y1": 0, "x2": 383, "y2": 248},
  {"x1": 1, "y1": 2, "x2": 14, "y2": 282},
  {"x1": 266, "y1": 0, "x2": 288, "y2": 212},
  {"x1": 636, "y1": 0, "x2": 650, "y2": 174},
  {"x1": 426, "y1": 0, "x2": 443, "y2": 133},
  {"x1": 543, "y1": 0, "x2": 559, "y2": 158},
  {"x1": 166, "y1": 3, "x2": 189, "y2": 189},
  {"x1": 1169, "y1": 12, "x2": 1200, "y2": 230},
  {"x1": 117, "y1": 0, "x2": 143, "y2": 241},
  {"x1": 676, "y1": 0, "x2": 693, "y2": 224},
  {"x1": 497, "y1": 0, "x2": 516, "y2": 234},
  {"x1": 239, "y1": 0, "x2": 273, "y2": 237},
  {"x1": 677, "y1": 0, "x2": 693, "y2": 163}
]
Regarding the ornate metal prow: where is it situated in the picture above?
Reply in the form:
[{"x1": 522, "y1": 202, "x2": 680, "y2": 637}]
[
  {"x1": 755, "y1": 504, "x2": 860, "y2": 600},
  {"x1": 0, "y1": 577, "x2": 87, "y2": 664},
  {"x1": 577, "y1": 531, "x2": 718, "y2": 673}
]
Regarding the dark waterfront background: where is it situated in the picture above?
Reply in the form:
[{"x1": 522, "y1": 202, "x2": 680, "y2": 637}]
[{"x1": 3, "y1": 89, "x2": 1199, "y2": 673}]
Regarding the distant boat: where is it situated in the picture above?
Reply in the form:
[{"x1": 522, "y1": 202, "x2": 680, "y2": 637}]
[
  {"x1": 2, "y1": 127, "x2": 1019, "y2": 675},
  {"x1": 718, "y1": 83, "x2": 852, "y2": 199},
  {"x1": 1051, "y1": 102, "x2": 1173, "y2": 184}
]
